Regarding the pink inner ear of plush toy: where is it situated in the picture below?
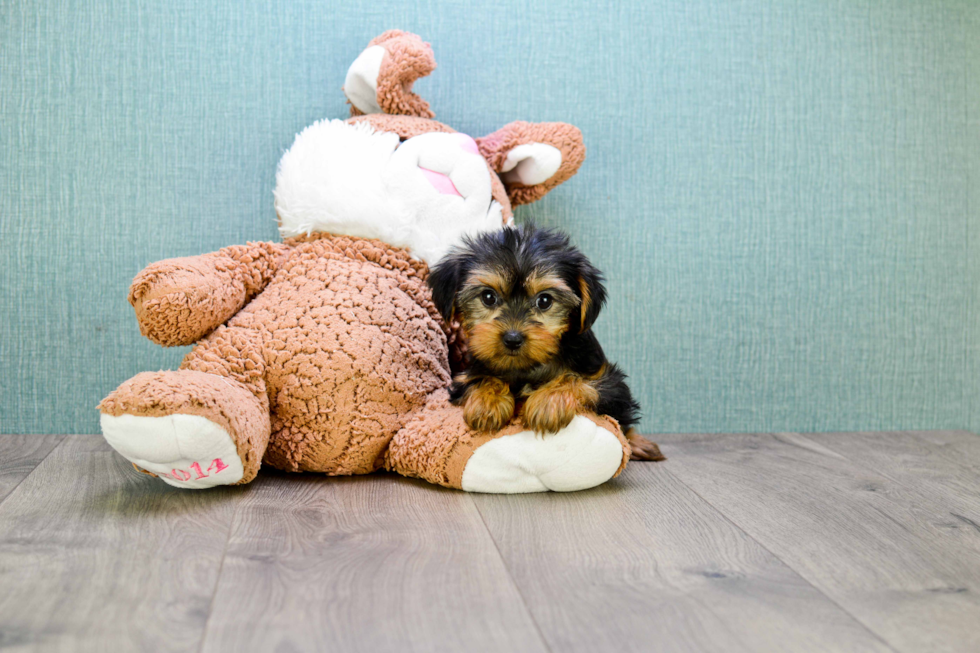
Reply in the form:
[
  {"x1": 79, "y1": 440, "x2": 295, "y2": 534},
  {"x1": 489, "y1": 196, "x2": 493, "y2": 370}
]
[{"x1": 419, "y1": 167, "x2": 462, "y2": 196}]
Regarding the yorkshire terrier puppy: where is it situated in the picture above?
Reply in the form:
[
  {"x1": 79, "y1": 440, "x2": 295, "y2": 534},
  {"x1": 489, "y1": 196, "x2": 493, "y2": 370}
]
[{"x1": 428, "y1": 224, "x2": 663, "y2": 461}]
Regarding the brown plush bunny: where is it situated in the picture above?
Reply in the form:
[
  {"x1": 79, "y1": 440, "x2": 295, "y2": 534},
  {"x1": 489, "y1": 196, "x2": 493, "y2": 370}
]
[{"x1": 99, "y1": 30, "x2": 636, "y2": 493}]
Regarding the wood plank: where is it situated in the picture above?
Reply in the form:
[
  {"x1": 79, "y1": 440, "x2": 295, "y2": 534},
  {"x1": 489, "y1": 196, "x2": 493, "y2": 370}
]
[
  {"x1": 199, "y1": 471, "x2": 547, "y2": 653},
  {"x1": 0, "y1": 435, "x2": 243, "y2": 652},
  {"x1": 0, "y1": 434, "x2": 63, "y2": 505},
  {"x1": 471, "y1": 461, "x2": 893, "y2": 653},
  {"x1": 658, "y1": 431, "x2": 980, "y2": 653},
  {"x1": 806, "y1": 431, "x2": 980, "y2": 521},
  {"x1": 910, "y1": 430, "x2": 980, "y2": 451}
]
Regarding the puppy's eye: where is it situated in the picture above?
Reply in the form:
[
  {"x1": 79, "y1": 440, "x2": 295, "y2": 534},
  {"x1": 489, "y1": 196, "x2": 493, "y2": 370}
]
[
  {"x1": 536, "y1": 294, "x2": 553, "y2": 311},
  {"x1": 480, "y1": 290, "x2": 498, "y2": 307}
]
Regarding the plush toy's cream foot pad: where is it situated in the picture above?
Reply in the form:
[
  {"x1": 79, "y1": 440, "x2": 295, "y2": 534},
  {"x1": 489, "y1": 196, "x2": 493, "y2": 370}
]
[
  {"x1": 461, "y1": 416, "x2": 625, "y2": 493},
  {"x1": 101, "y1": 413, "x2": 244, "y2": 489}
]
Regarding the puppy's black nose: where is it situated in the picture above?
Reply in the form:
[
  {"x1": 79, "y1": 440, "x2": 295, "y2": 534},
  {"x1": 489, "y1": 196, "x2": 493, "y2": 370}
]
[{"x1": 502, "y1": 331, "x2": 525, "y2": 351}]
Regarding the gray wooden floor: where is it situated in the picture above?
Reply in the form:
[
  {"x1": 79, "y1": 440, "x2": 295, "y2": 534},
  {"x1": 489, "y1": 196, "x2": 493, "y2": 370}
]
[{"x1": 1, "y1": 431, "x2": 978, "y2": 653}]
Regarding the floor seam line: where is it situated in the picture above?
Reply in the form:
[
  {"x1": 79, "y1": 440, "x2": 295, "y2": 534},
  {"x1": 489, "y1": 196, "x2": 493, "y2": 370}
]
[
  {"x1": 469, "y1": 495, "x2": 554, "y2": 653},
  {"x1": 0, "y1": 435, "x2": 67, "y2": 509},
  {"x1": 196, "y1": 490, "x2": 244, "y2": 653}
]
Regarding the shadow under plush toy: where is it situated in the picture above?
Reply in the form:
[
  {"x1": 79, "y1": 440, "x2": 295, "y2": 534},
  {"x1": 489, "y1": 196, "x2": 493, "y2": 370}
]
[{"x1": 99, "y1": 30, "x2": 654, "y2": 493}]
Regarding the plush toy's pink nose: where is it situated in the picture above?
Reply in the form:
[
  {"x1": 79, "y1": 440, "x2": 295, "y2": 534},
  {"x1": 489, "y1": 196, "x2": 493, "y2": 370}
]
[{"x1": 455, "y1": 133, "x2": 479, "y2": 155}]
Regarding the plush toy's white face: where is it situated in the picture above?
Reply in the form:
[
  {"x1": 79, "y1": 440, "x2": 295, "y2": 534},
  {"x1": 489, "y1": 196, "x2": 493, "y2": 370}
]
[{"x1": 274, "y1": 119, "x2": 505, "y2": 265}]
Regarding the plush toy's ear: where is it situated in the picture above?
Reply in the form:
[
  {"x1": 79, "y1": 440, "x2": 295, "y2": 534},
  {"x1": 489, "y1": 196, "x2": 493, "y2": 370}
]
[
  {"x1": 476, "y1": 121, "x2": 585, "y2": 207},
  {"x1": 344, "y1": 30, "x2": 437, "y2": 119},
  {"x1": 573, "y1": 260, "x2": 607, "y2": 333},
  {"x1": 426, "y1": 250, "x2": 467, "y2": 323}
]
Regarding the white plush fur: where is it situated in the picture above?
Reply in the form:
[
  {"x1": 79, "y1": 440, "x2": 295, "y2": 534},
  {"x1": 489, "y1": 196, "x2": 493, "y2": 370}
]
[
  {"x1": 275, "y1": 120, "x2": 503, "y2": 264},
  {"x1": 460, "y1": 416, "x2": 624, "y2": 493},
  {"x1": 101, "y1": 413, "x2": 244, "y2": 489}
]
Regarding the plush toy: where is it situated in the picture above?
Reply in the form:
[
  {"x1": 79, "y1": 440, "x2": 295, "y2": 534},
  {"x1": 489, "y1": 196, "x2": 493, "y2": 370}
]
[{"x1": 99, "y1": 30, "x2": 647, "y2": 493}]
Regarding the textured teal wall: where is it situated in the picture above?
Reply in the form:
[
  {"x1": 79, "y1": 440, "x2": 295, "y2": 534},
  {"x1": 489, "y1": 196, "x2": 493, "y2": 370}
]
[{"x1": 1, "y1": 0, "x2": 977, "y2": 435}]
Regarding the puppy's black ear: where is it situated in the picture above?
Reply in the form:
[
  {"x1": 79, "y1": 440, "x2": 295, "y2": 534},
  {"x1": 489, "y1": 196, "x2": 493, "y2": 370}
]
[
  {"x1": 575, "y1": 261, "x2": 607, "y2": 333},
  {"x1": 427, "y1": 252, "x2": 466, "y2": 322}
]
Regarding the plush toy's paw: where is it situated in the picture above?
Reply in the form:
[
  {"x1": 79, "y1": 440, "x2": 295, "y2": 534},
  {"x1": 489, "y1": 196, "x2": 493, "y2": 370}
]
[
  {"x1": 128, "y1": 256, "x2": 245, "y2": 347},
  {"x1": 521, "y1": 375, "x2": 599, "y2": 434},
  {"x1": 461, "y1": 415, "x2": 628, "y2": 493},
  {"x1": 101, "y1": 413, "x2": 245, "y2": 489},
  {"x1": 462, "y1": 378, "x2": 515, "y2": 433}
]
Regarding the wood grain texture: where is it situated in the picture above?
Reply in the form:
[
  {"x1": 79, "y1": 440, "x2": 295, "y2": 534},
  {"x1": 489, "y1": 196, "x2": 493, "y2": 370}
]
[
  {"x1": 0, "y1": 435, "x2": 243, "y2": 652},
  {"x1": 4, "y1": 431, "x2": 979, "y2": 651},
  {"x1": 472, "y1": 461, "x2": 892, "y2": 653},
  {"x1": 0, "y1": 434, "x2": 62, "y2": 505},
  {"x1": 199, "y1": 471, "x2": 547, "y2": 653},
  {"x1": 806, "y1": 430, "x2": 980, "y2": 522},
  {"x1": 659, "y1": 431, "x2": 980, "y2": 653}
]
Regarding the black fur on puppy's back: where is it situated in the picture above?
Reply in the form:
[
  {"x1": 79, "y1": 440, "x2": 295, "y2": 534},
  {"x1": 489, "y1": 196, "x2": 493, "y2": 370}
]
[{"x1": 592, "y1": 361, "x2": 641, "y2": 432}]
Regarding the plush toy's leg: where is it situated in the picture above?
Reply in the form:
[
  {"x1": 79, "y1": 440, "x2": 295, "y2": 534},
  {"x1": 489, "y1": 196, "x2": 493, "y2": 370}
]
[
  {"x1": 385, "y1": 390, "x2": 631, "y2": 493},
  {"x1": 98, "y1": 326, "x2": 270, "y2": 489}
]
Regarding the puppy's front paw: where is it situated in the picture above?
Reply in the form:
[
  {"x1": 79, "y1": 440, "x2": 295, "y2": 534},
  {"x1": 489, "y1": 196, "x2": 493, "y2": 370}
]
[
  {"x1": 463, "y1": 378, "x2": 515, "y2": 432},
  {"x1": 522, "y1": 394, "x2": 577, "y2": 434},
  {"x1": 522, "y1": 376, "x2": 599, "y2": 435}
]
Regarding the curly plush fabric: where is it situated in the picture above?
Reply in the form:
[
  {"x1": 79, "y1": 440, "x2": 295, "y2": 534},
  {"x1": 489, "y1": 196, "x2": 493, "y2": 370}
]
[
  {"x1": 477, "y1": 121, "x2": 587, "y2": 206},
  {"x1": 368, "y1": 30, "x2": 437, "y2": 119},
  {"x1": 347, "y1": 113, "x2": 455, "y2": 139},
  {"x1": 129, "y1": 242, "x2": 289, "y2": 347},
  {"x1": 102, "y1": 234, "x2": 455, "y2": 476},
  {"x1": 99, "y1": 370, "x2": 270, "y2": 484},
  {"x1": 234, "y1": 234, "x2": 450, "y2": 474}
]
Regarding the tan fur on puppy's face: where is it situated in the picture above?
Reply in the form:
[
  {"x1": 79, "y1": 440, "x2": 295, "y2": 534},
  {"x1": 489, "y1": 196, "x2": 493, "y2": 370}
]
[{"x1": 456, "y1": 267, "x2": 579, "y2": 373}]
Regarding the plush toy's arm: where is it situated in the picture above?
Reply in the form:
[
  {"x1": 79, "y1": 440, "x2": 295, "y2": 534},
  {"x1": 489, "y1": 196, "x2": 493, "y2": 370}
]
[{"x1": 129, "y1": 242, "x2": 290, "y2": 347}]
